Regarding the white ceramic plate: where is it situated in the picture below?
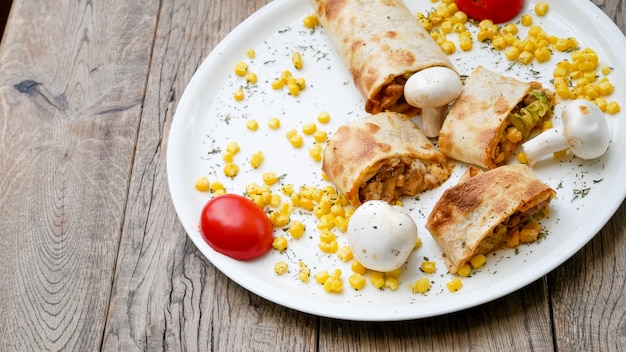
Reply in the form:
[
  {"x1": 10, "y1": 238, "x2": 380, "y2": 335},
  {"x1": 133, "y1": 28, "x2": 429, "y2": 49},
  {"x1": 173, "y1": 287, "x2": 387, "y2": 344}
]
[{"x1": 167, "y1": 0, "x2": 626, "y2": 321}]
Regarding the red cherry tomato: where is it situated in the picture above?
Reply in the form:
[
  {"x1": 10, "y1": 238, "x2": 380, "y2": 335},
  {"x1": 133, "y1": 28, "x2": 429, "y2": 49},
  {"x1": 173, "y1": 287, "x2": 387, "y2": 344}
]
[
  {"x1": 200, "y1": 194, "x2": 273, "y2": 260},
  {"x1": 455, "y1": 0, "x2": 525, "y2": 24}
]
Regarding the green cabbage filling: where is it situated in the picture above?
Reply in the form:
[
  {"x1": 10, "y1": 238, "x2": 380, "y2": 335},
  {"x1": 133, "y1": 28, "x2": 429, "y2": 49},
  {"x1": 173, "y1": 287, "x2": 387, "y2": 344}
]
[{"x1": 507, "y1": 91, "x2": 552, "y2": 138}]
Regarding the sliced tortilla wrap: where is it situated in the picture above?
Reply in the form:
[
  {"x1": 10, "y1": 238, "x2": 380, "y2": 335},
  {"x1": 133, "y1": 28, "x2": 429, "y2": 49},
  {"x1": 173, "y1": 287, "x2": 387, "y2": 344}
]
[
  {"x1": 425, "y1": 164, "x2": 556, "y2": 274},
  {"x1": 322, "y1": 111, "x2": 452, "y2": 207},
  {"x1": 309, "y1": 0, "x2": 456, "y2": 114},
  {"x1": 438, "y1": 66, "x2": 555, "y2": 169}
]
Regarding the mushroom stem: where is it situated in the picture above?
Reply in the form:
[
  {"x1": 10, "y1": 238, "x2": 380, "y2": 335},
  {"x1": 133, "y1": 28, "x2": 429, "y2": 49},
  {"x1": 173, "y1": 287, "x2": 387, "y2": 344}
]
[
  {"x1": 421, "y1": 106, "x2": 448, "y2": 138},
  {"x1": 521, "y1": 128, "x2": 569, "y2": 166}
]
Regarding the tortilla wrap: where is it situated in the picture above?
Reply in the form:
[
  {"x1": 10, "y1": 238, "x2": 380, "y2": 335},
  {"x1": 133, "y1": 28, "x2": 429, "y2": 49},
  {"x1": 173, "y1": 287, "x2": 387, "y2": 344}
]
[
  {"x1": 322, "y1": 111, "x2": 452, "y2": 207},
  {"x1": 425, "y1": 164, "x2": 556, "y2": 274},
  {"x1": 438, "y1": 66, "x2": 555, "y2": 169},
  {"x1": 309, "y1": 0, "x2": 456, "y2": 114}
]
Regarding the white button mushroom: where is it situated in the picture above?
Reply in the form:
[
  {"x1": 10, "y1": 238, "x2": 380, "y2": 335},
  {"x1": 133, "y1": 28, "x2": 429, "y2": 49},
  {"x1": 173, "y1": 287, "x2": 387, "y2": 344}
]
[
  {"x1": 404, "y1": 66, "x2": 463, "y2": 138},
  {"x1": 346, "y1": 200, "x2": 418, "y2": 272},
  {"x1": 521, "y1": 99, "x2": 610, "y2": 166}
]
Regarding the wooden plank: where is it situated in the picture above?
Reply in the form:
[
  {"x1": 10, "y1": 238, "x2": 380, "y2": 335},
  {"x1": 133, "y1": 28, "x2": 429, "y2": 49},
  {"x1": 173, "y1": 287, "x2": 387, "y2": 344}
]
[
  {"x1": 101, "y1": 0, "x2": 318, "y2": 350},
  {"x1": 550, "y1": 200, "x2": 626, "y2": 351},
  {"x1": 319, "y1": 279, "x2": 553, "y2": 351},
  {"x1": 0, "y1": 0, "x2": 159, "y2": 350}
]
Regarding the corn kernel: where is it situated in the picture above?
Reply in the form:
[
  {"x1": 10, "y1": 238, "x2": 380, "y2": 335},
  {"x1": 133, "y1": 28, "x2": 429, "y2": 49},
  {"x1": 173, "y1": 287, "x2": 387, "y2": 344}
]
[
  {"x1": 517, "y1": 152, "x2": 528, "y2": 164},
  {"x1": 420, "y1": 261, "x2": 437, "y2": 274},
  {"x1": 250, "y1": 151, "x2": 264, "y2": 168},
  {"x1": 274, "y1": 261, "x2": 288, "y2": 275},
  {"x1": 470, "y1": 254, "x2": 487, "y2": 269},
  {"x1": 287, "y1": 82, "x2": 301, "y2": 96},
  {"x1": 233, "y1": 87, "x2": 245, "y2": 101},
  {"x1": 271, "y1": 79, "x2": 284, "y2": 90},
  {"x1": 292, "y1": 52, "x2": 303, "y2": 70},
  {"x1": 317, "y1": 111, "x2": 331, "y2": 124},
  {"x1": 518, "y1": 51, "x2": 534, "y2": 65},
  {"x1": 226, "y1": 141, "x2": 240, "y2": 154},
  {"x1": 300, "y1": 122, "x2": 316, "y2": 135},
  {"x1": 337, "y1": 246, "x2": 353, "y2": 261},
  {"x1": 269, "y1": 193, "x2": 281, "y2": 208},
  {"x1": 195, "y1": 176, "x2": 210, "y2": 192},
  {"x1": 521, "y1": 14, "x2": 533, "y2": 26},
  {"x1": 318, "y1": 240, "x2": 338, "y2": 253},
  {"x1": 505, "y1": 47, "x2": 520, "y2": 61},
  {"x1": 349, "y1": 273, "x2": 366, "y2": 290},
  {"x1": 211, "y1": 181, "x2": 224, "y2": 193},
  {"x1": 535, "y1": 2, "x2": 549, "y2": 16},
  {"x1": 261, "y1": 172, "x2": 277, "y2": 186},
  {"x1": 298, "y1": 262, "x2": 310, "y2": 283},
  {"x1": 272, "y1": 236, "x2": 289, "y2": 252},
  {"x1": 289, "y1": 220, "x2": 305, "y2": 239},
  {"x1": 267, "y1": 117, "x2": 281, "y2": 129},
  {"x1": 459, "y1": 36, "x2": 472, "y2": 51},
  {"x1": 601, "y1": 65, "x2": 613, "y2": 75},
  {"x1": 223, "y1": 162, "x2": 239, "y2": 177},
  {"x1": 246, "y1": 119, "x2": 259, "y2": 131},
  {"x1": 234, "y1": 61, "x2": 248, "y2": 76},
  {"x1": 446, "y1": 278, "x2": 463, "y2": 292},
  {"x1": 351, "y1": 260, "x2": 367, "y2": 275},
  {"x1": 289, "y1": 134, "x2": 304, "y2": 148},
  {"x1": 607, "y1": 101, "x2": 620, "y2": 114},
  {"x1": 370, "y1": 271, "x2": 385, "y2": 288},
  {"x1": 303, "y1": 14, "x2": 319, "y2": 29},
  {"x1": 313, "y1": 130, "x2": 328, "y2": 143},
  {"x1": 245, "y1": 48, "x2": 255, "y2": 59},
  {"x1": 245, "y1": 72, "x2": 258, "y2": 84},
  {"x1": 411, "y1": 278, "x2": 431, "y2": 294},
  {"x1": 385, "y1": 277, "x2": 399, "y2": 291},
  {"x1": 440, "y1": 40, "x2": 456, "y2": 55},
  {"x1": 457, "y1": 263, "x2": 472, "y2": 277},
  {"x1": 385, "y1": 268, "x2": 402, "y2": 279},
  {"x1": 315, "y1": 270, "x2": 329, "y2": 284},
  {"x1": 323, "y1": 275, "x2": 343, "y2": 293}
]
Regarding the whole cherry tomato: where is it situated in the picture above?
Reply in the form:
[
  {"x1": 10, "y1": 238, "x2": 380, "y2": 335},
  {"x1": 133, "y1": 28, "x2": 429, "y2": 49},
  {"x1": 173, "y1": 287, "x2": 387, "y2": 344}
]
[
  {"x1": 455, "y1": 0, "x2": 525, "y2": 24},
  {"x1": 200, "y1": 194, "x2": 273, "y2": 260}
]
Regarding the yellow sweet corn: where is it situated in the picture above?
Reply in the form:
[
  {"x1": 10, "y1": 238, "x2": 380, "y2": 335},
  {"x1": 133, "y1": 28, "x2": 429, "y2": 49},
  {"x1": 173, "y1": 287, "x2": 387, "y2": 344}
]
[
  {"x1": 262, "y1": 172, "x2": 278, "y2": 186},
  {"x1": 245, "y1": 72, "x2": 258, "y2": 84},
  {"x1": 289, "y1": 220, "x2": 305, "y2": 239},
  {"x1": 292, "y1": 52, "x2": 303, "y2": 70},
  {"x1": 234, "y1": 61, "x2": 248, "y2": 76},
  {"x1": 302, "y1": 122, "x2": 317, "y2": 135},
  {"x1": 233, "y1": 88, "x2": 245, "y2": 101},
  {"x1": 289, "y1": 134, "x2": 304, "y2": 148},
  {"x1": 535, "y1": 2, "x2": 549, "y2": 16},
  {"x1": 223, "y1": 162, "x2": 239, "y2": 177},
  {"x1": 607, "y1": 101, "x2": 620, "y2": 114},
  {"x1": 370, "y1": 271, "x2": 385, "y2": 289},
  {"x1": 315, "y1": 270, "x2": 329, "y2": 284},
  {"x1": 457, "y1": 264, "x2": 472, "y2": 278},
  {"x1": 420, "y1": 261, "x2": 437, "y2": 274},
  {"x1": 246, "y1": 48, "x2": 256, "y2": 59},
  {"x1": 337, "y1": 246, "x2": 353, "y2": 262},
  {"x1": 298, "y1": 262, "x2": 310, "y2": 283},
  {"x1": 446, "y1": 278, "x2": 463, "y2": 292},
  {"x1": 274, "y1": 261, "x2": 288, "y2": 275},
  {"x1": 349, "y1": 273, "x2": 366, "y2": 290},
  {"x1": 267, "y1": 117, "x2": 281, "y2": 129},
  {"x1": 411, "y1": 278, "x2": 431, "y2": 294},
  {"x1": 194, "y1": 176, "x2": 210, "y2": 192},
  {"x1": 211, "y1": 181, "x2": 224, "y2": 193},
  {"x1": 303, "y1": 14, "x2": 319, "y2": 29},
  {"x1": 272, "y1": 236, "x2": 288, "y2": 252},
  {"x1": 351, "y1": 260, "x2": 367, "y2": 275},
  {"x1": 250, "y1": 151, "x2": 264, "y2": 168},
  {"x1": 317, "y1": 111, "x2": 330, "y2": 124},
  {"x1": 246, "y1": 119, "x2": 258, "y2": 131},
  {"x1": 470, "y1": 254, "x2": 487, "y2": 269},
  {"x1": 385, "y1": 277, "x2": 399, "y2": 291}
]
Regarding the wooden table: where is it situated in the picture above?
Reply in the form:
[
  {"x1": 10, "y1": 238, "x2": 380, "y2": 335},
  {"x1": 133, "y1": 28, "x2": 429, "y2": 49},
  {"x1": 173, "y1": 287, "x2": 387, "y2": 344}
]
[{"x1": 1, "y1": 0, "x2": 624, "y2": 350}]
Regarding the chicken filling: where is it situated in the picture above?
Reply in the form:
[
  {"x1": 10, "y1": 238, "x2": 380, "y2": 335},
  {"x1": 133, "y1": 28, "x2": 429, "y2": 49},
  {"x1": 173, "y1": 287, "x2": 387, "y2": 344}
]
[
  {"x1": 476, "y1": 200, "x2": 551, "y2": 255},
  {"x1": 358, "y1": 156, "x2": 447, "y2": 204},
  {"x1": 369, "y1": 76, "x2": 416, "y2": 114}
]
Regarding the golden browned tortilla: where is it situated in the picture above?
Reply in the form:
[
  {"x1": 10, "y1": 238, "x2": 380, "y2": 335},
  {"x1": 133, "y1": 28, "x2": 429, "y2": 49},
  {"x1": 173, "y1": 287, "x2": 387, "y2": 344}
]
[
  {"x1": 309, "y1": 0, "x2": 456, "y2": 114},
  {"x1": 425, "y1": 164, "x2": 556, "y2": 274},
  {"x1": 322, "y1": 111, "x2": 452, "y2": 207},
  {"x1": 438, "y1": 66, "x2": 555, "y2": 169}
]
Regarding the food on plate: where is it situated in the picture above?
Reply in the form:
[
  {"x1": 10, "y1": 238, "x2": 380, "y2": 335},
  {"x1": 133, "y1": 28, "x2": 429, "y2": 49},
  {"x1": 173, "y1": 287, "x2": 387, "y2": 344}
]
[
  {"x1": 322, "y1": 111, "x2": 452, "y2": 207},
  {"x1": 199, "y1": 194, "x2": 274, "y2": 260},
  {"x1": 438, "y1": 65, "x2": 555, "y2": 169},
  {"x1": 425, "y1": 164, "x2": 556, "y2": 274},
  {"x1": 522, "y1": 99, "x2": 610, "y2": 165},
  {"x1": 346, "y1": 200, "x2": 418, "y2": 272},
  {"x1": 455, "y1": 0, "x2": 525, "y2": 24},
  {"x1": 309, "y1": 0, "x2": 461, "y2": 115}
]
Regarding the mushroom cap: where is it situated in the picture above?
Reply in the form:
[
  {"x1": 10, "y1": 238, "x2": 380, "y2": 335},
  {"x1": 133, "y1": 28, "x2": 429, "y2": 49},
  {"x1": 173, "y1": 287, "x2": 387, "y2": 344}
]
[
  {"x1": 404, "y1": 66, "x2": 462, "y2": 108},
  {"x1": 562, "y1": 100, "x2": 610, "y2": 159},
  {"x1": 346, "y1": 200, "x2": 418, "y2": 272}
]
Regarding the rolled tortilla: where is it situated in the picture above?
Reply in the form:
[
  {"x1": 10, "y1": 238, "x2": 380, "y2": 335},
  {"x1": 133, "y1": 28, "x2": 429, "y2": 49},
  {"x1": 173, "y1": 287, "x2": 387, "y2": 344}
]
[
  {"x1": 309, "y1": 0, "x2": 456, "y2": 114},
  {"x1": 322, "y1": 111, "x2": 452, "y2": 207},
  {"x1": 425, "y1": 164, "x2": 556, "y2": 274},
  {"x1": 438, "y1": 66, "x2": 556, "y2": 169}
]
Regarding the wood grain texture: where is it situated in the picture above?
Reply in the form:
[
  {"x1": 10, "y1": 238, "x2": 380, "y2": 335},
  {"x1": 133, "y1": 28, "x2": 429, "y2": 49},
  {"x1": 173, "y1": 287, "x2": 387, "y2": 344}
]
[
  {"x1": 0, "y1": 0, "x2": 159, "y2": 350},
  {"x1": 0, "y1": 0, "x2": 624, "y2": 351}
]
